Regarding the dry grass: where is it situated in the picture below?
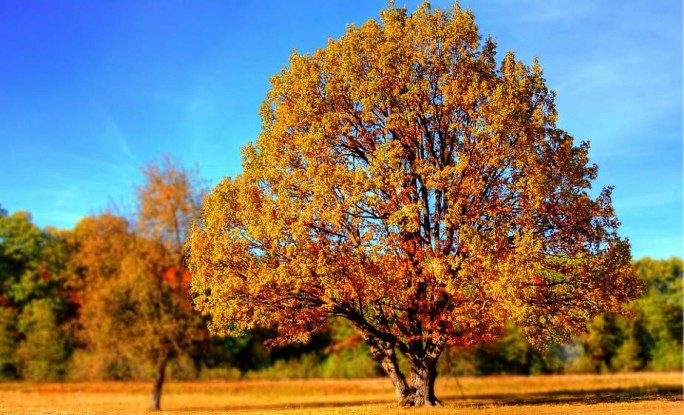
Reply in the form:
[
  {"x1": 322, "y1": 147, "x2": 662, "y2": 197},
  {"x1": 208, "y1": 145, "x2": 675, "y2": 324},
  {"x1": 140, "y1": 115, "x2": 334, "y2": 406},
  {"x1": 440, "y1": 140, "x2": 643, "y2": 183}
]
[{"x1": 0, "y1": 372, "x2": 681, "y2": 414}]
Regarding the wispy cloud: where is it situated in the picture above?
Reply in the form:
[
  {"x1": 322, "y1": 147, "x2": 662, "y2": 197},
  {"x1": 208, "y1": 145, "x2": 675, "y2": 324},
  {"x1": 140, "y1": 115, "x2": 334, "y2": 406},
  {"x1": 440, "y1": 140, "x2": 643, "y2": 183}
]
[
  {"x1": 66, "y1": 152, "x2": 137, "y2": 174},
  {"x1": 88, "y1": 97, "x2": 133, "y2": 159}
]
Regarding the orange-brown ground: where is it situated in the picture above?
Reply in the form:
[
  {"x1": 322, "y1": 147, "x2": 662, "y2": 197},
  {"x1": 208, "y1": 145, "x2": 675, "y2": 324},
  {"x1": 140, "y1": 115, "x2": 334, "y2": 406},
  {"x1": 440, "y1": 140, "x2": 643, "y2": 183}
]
[{"x1": 0, "y1": 371, "x2": 681, "y2": 414}]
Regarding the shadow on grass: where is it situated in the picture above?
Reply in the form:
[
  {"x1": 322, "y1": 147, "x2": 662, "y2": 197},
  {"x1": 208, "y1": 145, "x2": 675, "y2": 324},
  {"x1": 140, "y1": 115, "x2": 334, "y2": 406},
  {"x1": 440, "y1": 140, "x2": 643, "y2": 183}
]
[
  {"x1": 180, "y1": 386, "x2": 683, "y2": 412},
  {"x1": 440, "y1": 385, "x2": 684, "y2": 407},
  {"x1": 180, "y1": 399, "x2": 394, "y2": 413}
]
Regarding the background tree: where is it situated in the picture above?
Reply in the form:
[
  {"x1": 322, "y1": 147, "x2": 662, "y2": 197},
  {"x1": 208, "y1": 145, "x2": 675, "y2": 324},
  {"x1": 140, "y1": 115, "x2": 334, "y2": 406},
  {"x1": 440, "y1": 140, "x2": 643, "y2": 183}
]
[
  {"x1": 68, "y1": 155, "x2": 206, "y2": 410},
  {"x1": 0, "y1": 212, "x2": 75, "y2": 380},
  {"x1": 188, "y1": 3, "x2": 640, "y2": 406},
  {"x1": 631, "y1": 257, "x2": 682, "y2": 370},
  {"x1": 70, "y1": 214, "x2": 140, "y2": 380},
  {"x1": 439, "y1": 321, "x2": 565, "y2": 376},
  {"x1": 15, "y1": 299, "x2": 68, "y2": 381},
  {"x1": 0, "y1": 306, "x2": 15, "y2": 379},
  {"x1": 135, "y1": 155, "x2": 206, "y2": 410},
  {"x1": 0, "y1": 212, "x2": 46, "y2": 307},
  {"x1": 136, "y1": 154, "x2": 204, "y2": 269},
  {"x1": 571, "y1": 257, "x2": 682, "y2": 373},
  {"x1": 69, "y1": 214, "x2": 134, "y2": 291},
  {"x1": 570, "y1": 314, "x2": 623, "y2": 373},
  {"x1": 0, "y1": 211, "x2": 43, "y2": 379}
]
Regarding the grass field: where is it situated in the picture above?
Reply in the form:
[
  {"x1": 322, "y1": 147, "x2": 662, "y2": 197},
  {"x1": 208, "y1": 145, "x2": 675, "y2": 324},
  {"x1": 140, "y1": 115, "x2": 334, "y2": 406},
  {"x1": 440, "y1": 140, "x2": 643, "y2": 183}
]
[{"x1": 0, "y1": 372, "x2": 681, "y2": 414}]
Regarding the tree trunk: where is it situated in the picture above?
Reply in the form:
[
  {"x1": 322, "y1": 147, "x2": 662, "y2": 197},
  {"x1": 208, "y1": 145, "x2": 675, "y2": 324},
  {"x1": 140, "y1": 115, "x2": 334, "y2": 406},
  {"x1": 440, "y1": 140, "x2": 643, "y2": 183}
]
[
  {"x1": 150, "y1": 351, "x2": 169, "y2": 411},
  {"x1": 365, "y1": 333, "x2": 445, "y2": 407},
  {"x1": 404, "y1": 359, "x2": 440, "y2": 407},
  {"x1": 366, "y1": 339, "x2": 410, "y2": 402}
]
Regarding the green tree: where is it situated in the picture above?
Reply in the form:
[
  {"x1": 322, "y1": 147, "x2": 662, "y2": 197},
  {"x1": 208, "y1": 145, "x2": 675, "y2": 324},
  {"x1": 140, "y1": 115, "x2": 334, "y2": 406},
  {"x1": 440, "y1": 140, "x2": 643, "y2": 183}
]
[
  {"x1": 570, "y1": 257, "x2": 681, "y2": 373},
  {"x1": 187, "y1": 3, "x2": 640, "y2": 406},
  {"x1": 16, "y1": 299, "x2": 68, "y2": 381},
  {"x1": 201, "y1": 332, "x2": 272, "y2": 378},
  {"x1": 632, "y1": 257, "x2": 682, "y2": 370},
  {"x1": 438, "y1": 322, "x2": 565, "y2": 376},
  {"x1": 571, "y1": 314, "x2": 623, "y2": 373},
  {"x1": 0, "y1": 212, "x2": 75, "y2": 380},
  {"x1": 611, "y1": 318, "x2": 645, "y2": 372},
  {"x1": 0, "y1": 212, "x2": 46, "y2": 306},
  {"x1": 319, "y1": 318, "x2": 379, "y2": 378}
]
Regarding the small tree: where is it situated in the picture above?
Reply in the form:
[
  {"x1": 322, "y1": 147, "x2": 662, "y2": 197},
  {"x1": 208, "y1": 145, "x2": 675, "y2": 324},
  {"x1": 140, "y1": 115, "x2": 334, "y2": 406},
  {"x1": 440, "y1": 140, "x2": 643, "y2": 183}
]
[
  {"x1": 73, "y1": 156, "x2": 205, "y2": 410},
  {"x1": 187, "y1": 3, "x2": 640, "y2": 406},
  {"x1": 134, "y1": 155, "x2": 206, "y2": 411}
]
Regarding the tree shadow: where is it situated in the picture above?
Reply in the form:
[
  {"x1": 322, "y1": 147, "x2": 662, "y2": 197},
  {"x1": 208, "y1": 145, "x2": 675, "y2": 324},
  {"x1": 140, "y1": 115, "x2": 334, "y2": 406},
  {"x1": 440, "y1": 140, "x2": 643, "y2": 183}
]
[
  {"x1": 180, "y1": 398, "x2": 394, "y2": 413},
  {"x1": 179, "y1": 385, "x2": 682, "y2": 412},
  {"x1": 440, "y1": 385, "x2": 683, "y2": 407}
]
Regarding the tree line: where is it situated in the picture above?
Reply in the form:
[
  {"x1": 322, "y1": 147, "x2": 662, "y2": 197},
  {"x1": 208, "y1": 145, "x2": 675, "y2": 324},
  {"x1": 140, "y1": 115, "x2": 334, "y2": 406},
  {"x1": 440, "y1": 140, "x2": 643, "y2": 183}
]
[{"x1": 1, "y1": 158, "x2": 680, "y2": 388}]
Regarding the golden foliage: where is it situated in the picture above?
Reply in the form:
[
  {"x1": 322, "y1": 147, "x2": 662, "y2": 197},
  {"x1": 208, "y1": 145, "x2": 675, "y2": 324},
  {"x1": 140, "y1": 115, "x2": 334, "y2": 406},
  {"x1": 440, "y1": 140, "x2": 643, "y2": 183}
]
[
  {"x1": 137, "y1": 154, "x2": 205, "y2": 259},
  {"x1": 187, "y1": 1, "x2": 639, "y2": 383}
]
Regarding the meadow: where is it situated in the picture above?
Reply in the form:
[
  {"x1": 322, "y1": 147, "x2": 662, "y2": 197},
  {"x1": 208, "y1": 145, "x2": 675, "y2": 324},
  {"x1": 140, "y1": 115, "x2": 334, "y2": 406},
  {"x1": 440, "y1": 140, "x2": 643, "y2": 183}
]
[{"x1": 0, "y1": 372, "x2": 681, "y2": 414}]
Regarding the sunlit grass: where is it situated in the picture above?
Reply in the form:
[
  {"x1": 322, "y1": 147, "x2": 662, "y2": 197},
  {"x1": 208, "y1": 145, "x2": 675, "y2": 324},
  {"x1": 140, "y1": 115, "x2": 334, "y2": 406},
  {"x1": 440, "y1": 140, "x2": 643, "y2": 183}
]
[{"x1": 0, "y1": 372, "x2": 681, "y2": 414}]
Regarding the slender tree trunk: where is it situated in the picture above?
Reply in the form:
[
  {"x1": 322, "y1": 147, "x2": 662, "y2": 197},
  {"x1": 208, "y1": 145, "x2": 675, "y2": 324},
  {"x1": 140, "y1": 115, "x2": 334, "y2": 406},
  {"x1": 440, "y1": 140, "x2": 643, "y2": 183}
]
[
  {"x1": 366, "y1": 339, "x2": 409, "y2": 402},
  {"x1": 150, "y1": 350, "x2": 169, "y2": 411}
]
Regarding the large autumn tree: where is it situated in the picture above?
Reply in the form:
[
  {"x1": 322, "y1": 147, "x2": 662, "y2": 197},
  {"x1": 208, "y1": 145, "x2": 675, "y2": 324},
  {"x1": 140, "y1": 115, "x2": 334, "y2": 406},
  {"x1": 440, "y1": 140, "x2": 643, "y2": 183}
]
[{"x1": 187, "y1": 3, "x2": 640, "y2": 406}]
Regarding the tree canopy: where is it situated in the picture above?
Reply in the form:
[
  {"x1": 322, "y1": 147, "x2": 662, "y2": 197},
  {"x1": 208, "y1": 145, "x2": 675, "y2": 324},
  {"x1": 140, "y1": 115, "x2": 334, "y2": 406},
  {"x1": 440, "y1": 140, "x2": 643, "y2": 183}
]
[{"x1": 191, "y1": 3, "x2": 638, "y2": 406}]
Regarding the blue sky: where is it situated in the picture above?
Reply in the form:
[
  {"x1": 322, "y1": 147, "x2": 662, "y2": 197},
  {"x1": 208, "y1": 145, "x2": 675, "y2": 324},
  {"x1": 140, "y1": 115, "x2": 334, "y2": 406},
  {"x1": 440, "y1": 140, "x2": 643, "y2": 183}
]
[{"x1": 0, "y1": 0, "x2": 681, "y2": 259}]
